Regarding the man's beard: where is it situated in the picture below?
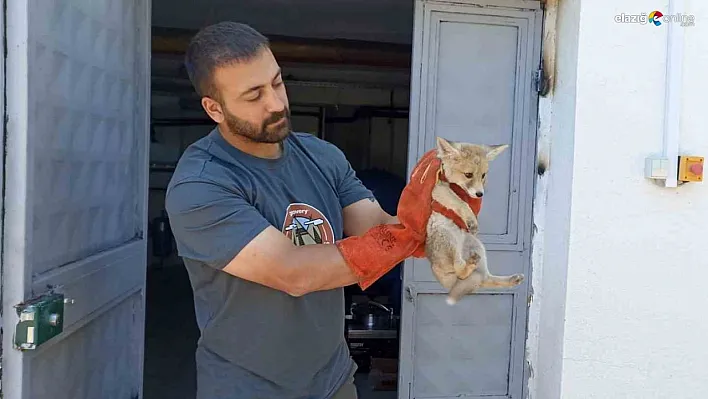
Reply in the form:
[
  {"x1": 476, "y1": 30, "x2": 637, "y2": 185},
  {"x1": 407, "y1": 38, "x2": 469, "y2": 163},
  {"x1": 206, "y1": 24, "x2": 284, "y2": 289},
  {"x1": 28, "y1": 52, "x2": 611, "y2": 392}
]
[{"x1": 223, "y1": 107, "x2": 292, "y2": 144}]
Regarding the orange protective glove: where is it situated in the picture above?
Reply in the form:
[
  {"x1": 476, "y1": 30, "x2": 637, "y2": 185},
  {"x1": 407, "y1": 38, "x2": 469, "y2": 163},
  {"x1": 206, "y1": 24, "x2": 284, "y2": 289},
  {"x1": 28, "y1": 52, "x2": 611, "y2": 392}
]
[{"x1": 335, "y1": 149, "x2": 483, "y2": 290}]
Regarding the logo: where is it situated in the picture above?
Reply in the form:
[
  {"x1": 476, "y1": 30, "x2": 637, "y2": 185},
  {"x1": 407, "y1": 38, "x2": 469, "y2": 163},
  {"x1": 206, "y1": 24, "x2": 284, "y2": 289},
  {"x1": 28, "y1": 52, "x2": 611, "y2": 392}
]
[
  {"x1": 649, "y1": 10, "x2": 663, "y2": 26},
  {"x1": 281, "y1": 203, "x2": 334, "y2": 246},
  {"x1": 614, "y1": 10, "x2": 694, "y2": 27}
]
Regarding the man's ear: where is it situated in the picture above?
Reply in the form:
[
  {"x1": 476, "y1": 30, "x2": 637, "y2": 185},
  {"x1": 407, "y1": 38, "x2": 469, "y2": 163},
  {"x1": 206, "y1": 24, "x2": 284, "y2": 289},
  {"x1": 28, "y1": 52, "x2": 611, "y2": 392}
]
[
  {"x1": 486, "y1": 144, "x2": 509, "y2": 160},
  {"x1": 202, "y1": 97, "x2": 225, "y2": 124},
  {"x1": 436, "y1": 136, "x2": 460, "y2": 157}
]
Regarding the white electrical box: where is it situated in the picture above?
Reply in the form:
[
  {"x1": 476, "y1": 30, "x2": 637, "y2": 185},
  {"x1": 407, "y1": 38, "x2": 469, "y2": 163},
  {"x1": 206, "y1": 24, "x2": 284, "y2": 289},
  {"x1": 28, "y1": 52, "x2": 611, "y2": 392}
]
[{"x1": 645, "y1": 157, "x2": 670, "y2": 179}]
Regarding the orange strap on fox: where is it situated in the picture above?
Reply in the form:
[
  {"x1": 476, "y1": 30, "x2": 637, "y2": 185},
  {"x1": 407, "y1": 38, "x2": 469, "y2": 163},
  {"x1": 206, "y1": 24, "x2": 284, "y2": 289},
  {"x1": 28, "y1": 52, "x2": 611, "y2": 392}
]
[{"x1": 430, "y1": 169, "x2": 482, "y2": 232}]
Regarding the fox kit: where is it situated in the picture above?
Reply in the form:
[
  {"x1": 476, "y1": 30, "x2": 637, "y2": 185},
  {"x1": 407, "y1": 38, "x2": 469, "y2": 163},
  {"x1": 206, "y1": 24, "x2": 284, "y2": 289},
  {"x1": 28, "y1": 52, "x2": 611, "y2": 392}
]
[{"x1": 425, "y1": 137, "x2": 524, "y2": 305}]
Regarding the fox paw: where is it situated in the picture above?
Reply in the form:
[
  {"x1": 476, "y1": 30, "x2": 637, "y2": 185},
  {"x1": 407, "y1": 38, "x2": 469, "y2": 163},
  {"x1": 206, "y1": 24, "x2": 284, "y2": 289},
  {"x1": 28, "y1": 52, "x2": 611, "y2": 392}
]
[
  {"x1": 466, "y1": 219, "x2": 479, "y2": 234},
  {"x1": 456, "y1": 265, "x2": 475, "y2": 280}
]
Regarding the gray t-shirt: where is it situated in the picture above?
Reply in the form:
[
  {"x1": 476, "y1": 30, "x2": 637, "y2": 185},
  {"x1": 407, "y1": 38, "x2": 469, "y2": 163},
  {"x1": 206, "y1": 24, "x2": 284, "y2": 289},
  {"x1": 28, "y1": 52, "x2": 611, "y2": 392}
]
[{"x1": 165, "y1": 128, "x2": 374, "y2": 399}]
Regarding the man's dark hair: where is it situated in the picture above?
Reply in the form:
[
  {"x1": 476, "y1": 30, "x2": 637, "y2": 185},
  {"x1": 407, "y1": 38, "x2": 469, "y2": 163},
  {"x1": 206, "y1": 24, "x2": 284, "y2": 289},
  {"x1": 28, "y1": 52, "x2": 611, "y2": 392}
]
[{"x1": 184, "y1": 22, "x2": 270, "y2": 98}]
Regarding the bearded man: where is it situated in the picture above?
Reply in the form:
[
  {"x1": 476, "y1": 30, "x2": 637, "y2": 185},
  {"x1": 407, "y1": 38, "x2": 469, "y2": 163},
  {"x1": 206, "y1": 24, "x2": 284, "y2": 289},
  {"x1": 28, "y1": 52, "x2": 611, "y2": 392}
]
[{"x1": 165, "y1": 21, "x2": 424, "y2": 399}]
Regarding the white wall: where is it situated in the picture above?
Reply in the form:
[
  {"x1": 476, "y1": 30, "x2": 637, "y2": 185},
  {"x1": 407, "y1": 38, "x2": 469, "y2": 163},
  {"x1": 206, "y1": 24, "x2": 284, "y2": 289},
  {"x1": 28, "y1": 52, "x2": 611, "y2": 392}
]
[{"x1": 535, "y1": 0, "x2": 708, "y2": 397}]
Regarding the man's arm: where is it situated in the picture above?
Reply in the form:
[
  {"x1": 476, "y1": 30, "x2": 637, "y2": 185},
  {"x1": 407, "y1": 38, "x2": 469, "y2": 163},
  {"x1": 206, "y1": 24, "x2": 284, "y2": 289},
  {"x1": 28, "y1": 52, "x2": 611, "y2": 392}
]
[
  {"x1": 222, "y1": 226, "x2": 359, "y2": 296},
  {"x1": 227, "y1": 154, "x2": 403, "y2": 294},
  {"x1": 223, "y1": 197, "x2": 403, "y2": 296},
  {"x1": 342, "y1": 198, "x2": 398, "y2": 237},
  {"x1": 166, "y1": 179, "x2": 362, "y2": 297}
]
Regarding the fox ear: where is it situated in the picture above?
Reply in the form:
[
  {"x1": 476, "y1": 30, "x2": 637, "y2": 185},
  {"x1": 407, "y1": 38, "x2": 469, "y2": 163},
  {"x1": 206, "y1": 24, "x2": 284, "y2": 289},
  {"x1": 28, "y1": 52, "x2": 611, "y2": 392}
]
[
  {"x1": 436, "y1": 136, "x2": 460, "y2": 157},
  {"x1": 486, "y1": 144, "x2": 508, "y2": 160}
]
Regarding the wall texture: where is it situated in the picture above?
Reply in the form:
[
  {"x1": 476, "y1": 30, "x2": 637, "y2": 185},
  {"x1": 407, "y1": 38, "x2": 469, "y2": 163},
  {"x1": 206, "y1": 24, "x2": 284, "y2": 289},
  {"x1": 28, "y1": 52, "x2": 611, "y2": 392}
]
[{"x1": 555, "y1": 0, "x2": 708, "y2": 397}]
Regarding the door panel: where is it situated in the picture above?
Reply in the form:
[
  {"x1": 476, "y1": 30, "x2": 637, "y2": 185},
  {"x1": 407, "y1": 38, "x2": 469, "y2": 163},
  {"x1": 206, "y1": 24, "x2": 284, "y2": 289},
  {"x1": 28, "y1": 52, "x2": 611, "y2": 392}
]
[
  {"x1": 30, "y1": 242, "x2": 147, "y2": 329},
  {"x1": 412, "y1": 293, "x2": 515, "y2": 397},
  {"x1": 422, "y1": 9, "x2": 535, "y2": 249},
  {"x1": 2, "y1": 0, "x2": 151, "y2": 398},
  {"x1": 400, "y1": 1, "x2": 541, "y2": 398},
  {"x1": 29, "y1": 293, "x2": 144, "y2": 399},
  {"x1": 434, "y1": 17, "x2": 522, "y2": 241}
]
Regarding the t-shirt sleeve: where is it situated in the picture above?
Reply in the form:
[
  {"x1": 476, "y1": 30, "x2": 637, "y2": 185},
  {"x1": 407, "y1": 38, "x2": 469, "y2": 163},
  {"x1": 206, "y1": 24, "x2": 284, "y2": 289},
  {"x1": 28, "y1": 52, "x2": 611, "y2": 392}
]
[
  {"x1": 326, "y1": 142, "x2": 375, "y2": 208},
  {"x1": 165, "y1": 179, "x2": 272, "y2": 270}
]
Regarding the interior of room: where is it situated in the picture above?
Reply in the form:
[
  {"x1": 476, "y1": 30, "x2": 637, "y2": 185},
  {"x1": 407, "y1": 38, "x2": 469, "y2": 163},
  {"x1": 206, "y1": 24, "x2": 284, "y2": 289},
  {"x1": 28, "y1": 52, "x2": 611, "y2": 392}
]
[{"x1": 143, "y1": 1, "x2": 414, "y2": 398}]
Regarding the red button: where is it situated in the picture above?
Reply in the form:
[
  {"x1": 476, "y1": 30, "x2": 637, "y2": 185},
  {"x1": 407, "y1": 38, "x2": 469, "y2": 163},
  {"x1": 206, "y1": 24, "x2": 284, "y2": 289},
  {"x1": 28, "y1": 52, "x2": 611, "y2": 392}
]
[{"x1": 689, "y1": 163, "x2": 703, "y2": 175}]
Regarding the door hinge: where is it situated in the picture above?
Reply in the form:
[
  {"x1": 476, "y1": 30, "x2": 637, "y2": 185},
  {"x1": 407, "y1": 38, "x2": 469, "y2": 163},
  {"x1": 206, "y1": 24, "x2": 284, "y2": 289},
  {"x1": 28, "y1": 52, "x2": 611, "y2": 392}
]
[{"x1": 534, "y1": 64, "x2": 549, "y2": 96}]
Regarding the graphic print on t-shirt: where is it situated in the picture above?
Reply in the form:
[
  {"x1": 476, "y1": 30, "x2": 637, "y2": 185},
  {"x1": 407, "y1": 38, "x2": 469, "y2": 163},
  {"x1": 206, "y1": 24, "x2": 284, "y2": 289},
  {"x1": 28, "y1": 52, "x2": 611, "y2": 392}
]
[{"x1": 282, "y1": 203, "x2": 335, "y2": 246}]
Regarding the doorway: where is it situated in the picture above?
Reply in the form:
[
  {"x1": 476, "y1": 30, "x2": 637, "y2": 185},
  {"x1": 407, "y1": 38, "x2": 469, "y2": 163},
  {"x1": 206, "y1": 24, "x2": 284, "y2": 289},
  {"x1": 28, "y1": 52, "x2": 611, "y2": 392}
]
[{"x1": 143, "y1": 1, "x2": 415, "y2": 398}]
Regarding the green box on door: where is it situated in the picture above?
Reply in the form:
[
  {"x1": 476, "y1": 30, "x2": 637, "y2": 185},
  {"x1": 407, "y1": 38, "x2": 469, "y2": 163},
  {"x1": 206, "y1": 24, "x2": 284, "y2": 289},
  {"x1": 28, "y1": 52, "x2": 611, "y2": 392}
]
[{"x1": 14, "y1": 292, "x2": 66, "y2": 350}]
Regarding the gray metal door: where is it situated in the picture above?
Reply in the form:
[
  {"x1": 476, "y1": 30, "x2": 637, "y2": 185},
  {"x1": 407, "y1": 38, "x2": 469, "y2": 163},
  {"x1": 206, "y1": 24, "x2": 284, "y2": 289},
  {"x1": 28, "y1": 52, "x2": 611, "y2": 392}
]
[
  {"x1": 1, "y1": 0, "x2": 151, "y2": 398},
  {"x1": 400, "y1": 1, "x2": 542, "y2": 398}
]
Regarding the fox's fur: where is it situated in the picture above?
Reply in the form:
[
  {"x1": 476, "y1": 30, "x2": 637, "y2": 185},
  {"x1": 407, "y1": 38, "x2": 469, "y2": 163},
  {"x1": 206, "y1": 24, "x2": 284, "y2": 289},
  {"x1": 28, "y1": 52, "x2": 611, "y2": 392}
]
[{"x1": 425, "y1": 136, "x2": 524, "y2": 305}]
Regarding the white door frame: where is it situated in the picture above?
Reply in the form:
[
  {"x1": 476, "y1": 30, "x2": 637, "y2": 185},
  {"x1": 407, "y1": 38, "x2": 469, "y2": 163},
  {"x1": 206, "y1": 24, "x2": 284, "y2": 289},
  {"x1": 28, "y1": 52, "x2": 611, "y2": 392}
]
[{"x1": 1, "y1": 1, "x2": 152, "y2": 398}]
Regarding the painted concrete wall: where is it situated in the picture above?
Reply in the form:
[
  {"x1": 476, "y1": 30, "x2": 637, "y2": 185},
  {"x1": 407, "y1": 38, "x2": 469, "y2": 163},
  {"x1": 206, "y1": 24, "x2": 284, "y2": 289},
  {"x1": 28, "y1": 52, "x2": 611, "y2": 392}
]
[{"x1": 537, "y1": 0, "x2": 708, "y2": 397}]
